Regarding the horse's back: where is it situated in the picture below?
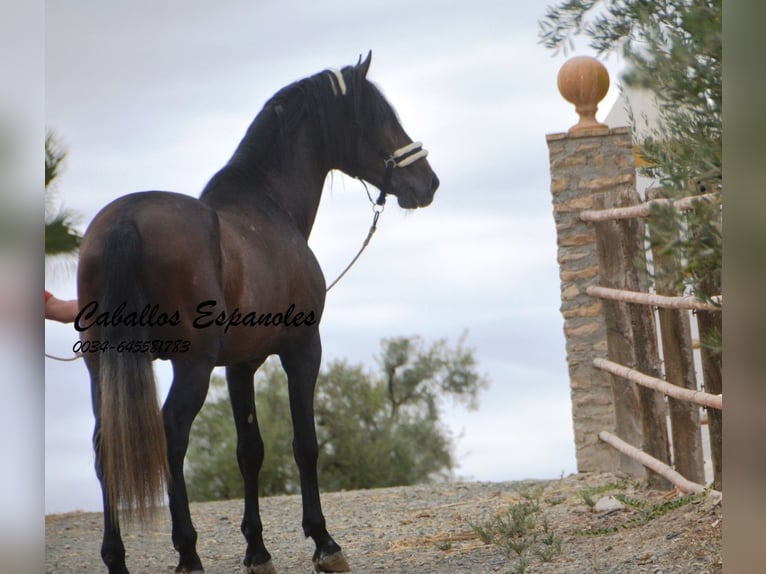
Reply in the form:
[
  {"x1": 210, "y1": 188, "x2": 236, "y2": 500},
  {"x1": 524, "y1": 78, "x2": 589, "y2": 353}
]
[
  {"x1": 78, "y1": 191, "x2": 225, "y2": 345},
  {"x1": 76, "y1": 189, "x2": 326, "y2": 364}
]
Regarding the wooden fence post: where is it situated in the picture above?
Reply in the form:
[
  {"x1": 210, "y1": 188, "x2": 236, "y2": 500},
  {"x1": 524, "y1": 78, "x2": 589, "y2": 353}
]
[
  {"x1": 687, "y1": 199, "x2": 723, "y2": 488},
  {"x1": 592, "y1": 186, "x2": 671, "y2": 489},
  {"x1": 646, "y1": 187, "x2": 705, "y2": 485},
  {"x1": 697, "y1": 312, "x2": 722, "y2": 488}
]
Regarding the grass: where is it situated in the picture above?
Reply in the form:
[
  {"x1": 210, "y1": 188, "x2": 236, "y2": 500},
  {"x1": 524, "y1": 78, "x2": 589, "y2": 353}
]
[
  {"x1": 577, "y1": 479, "x2": 631, "y2": 508},
  {"x1": 579, "y1": 490, "x2": 707, "y2": 535}
]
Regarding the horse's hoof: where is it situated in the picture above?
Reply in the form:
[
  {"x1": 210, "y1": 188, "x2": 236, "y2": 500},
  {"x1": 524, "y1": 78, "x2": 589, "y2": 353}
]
[
  {"x1": 246, "y1": 559, "x2": 277, "y2": 574},
  {"x1": 313, "y1": 550, "x2": 350, "y2": 573}
]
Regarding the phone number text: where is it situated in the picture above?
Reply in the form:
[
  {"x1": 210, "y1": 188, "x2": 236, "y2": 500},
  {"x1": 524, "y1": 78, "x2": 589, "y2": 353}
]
[{"x1": 73, "y1": 339, "x2": 191, "y2": 354}]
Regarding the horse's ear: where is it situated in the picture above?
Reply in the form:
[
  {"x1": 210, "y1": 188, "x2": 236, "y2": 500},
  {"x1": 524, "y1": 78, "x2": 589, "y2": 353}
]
[{"x1": 357, "y1": 51, "x2": 372, "y2": 78}]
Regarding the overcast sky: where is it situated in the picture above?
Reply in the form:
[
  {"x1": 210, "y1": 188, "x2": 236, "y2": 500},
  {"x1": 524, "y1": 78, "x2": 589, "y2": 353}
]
[{"x1": 44, "y1": 1, "x2": 626, "y2": 514}]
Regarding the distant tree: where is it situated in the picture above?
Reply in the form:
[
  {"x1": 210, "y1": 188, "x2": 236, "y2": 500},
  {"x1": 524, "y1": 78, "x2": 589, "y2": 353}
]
[
  {"x1": 184, "y1": 363, "x2": 297, "y2": 501},
  {"x1": 182, "y1": 378, "x2": 242, "y2": 501},
  {"x1": 185, "y1": 333, "x2": 489, "y2": 501}
]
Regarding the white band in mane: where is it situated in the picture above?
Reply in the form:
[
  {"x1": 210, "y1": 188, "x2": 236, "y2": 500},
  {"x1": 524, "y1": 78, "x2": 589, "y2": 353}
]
[{"x1": 326, "y1": 68, "x2": 347, "y2": 96}]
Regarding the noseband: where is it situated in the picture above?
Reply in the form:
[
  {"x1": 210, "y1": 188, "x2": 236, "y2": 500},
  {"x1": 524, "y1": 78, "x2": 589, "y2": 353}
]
[{"x1": 377, "y1": 141, "x2": 429, "y2": 205}]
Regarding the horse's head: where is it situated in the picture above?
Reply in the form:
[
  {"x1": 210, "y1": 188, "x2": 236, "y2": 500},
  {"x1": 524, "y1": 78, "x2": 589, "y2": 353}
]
[{"x1": 330, "y1": 53, "x2": 439, "y2": 209}]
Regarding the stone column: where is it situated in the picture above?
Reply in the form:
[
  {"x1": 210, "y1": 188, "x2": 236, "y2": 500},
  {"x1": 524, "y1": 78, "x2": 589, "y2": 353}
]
[{"x1": 546, "y1": 57, "x2": 643, "y2": 474}]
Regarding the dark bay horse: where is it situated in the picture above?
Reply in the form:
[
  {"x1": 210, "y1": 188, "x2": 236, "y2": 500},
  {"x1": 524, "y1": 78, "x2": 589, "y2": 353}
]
[{"x1": 75, "y1": 53, "x2": 438, "y2": 574}]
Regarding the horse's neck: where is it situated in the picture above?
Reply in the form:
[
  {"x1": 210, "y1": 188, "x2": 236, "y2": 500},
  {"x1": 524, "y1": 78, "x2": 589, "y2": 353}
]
[
  {"x1": 204, "y1": 133, "x2": 330, "y2": 239},
  {"x1": 265, "y1": 157, "x2": 327, "y2": 237}
]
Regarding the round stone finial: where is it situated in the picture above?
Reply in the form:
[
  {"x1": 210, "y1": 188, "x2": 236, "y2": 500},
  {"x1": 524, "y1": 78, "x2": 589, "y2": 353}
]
[{"x1": 557, "y1": 56, "x2": 610, "y2": 133}]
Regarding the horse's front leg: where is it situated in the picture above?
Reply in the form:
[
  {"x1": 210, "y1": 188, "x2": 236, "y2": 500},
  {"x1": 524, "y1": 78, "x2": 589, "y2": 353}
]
[
  {"x1": 280, "y1": 334, "x2": 350, "y2": 573},
  {"x1": 163, "y1": 358, "x2": 214, "y2": 574},
  {"x1": 226, "y1": 362, "x2": 277, "y2": 574}
]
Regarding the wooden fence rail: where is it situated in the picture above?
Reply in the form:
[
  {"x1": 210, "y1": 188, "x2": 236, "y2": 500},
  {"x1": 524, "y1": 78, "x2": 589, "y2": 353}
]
[
  {"x1": 581, "y1": 183, "x2": 723, "y2": 490},
  {"x1": 598, "y1": 431, "x2": 720, "y2": 497},
  {"x1": 593, "y1": 358, "x2": 723, "y2": 410},
  {"x1": 580, "y1": 192, "x2": 720, "y2": 222},
  {"x1": 582, "y1": 189, "x2": 723, "y2": 488},
  {"x1": 586, "y1": 285, "x2": 721, "y2": 311}
]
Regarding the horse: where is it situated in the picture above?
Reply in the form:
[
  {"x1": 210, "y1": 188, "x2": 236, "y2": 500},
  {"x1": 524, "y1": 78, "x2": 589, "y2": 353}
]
[{"x1": 75, "y1": 52, "x2": 438, "y2": 574}]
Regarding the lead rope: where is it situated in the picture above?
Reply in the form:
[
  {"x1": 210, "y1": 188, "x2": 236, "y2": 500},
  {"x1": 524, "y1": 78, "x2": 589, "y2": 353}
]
[
  {"x1": 326, "y1": 179, "x2": 385, "y2": 293},
  {"x1": 45, "y1": 351, "x2": 83, "y2": 361},
  {"x1": 325, "y1": 141, "x2": 428, "y2": 293}
]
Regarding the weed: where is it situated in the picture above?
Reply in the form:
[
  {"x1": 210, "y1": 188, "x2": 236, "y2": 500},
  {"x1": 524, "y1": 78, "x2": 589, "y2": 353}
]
[
  {"x1": 468, "y1": 485, "x2": 563, "y2": 573},
  {"x1": 544, "y1": 494, "x2": 566, "y2": 506},
  {"x1": 579, "y1": 489, "x2": 596, "y2": 508},
  {"x1": 516, "y1": 482, "x2": 546, "y2": 502},
  {"x1": 534, "y1": 519, "x2": 563, "y2": 562}
]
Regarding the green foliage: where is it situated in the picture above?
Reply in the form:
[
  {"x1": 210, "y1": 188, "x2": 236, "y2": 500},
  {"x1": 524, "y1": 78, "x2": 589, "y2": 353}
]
[
  {"x1": 45, "y1": 130, "x2": 67, "y2": 190},
  {"x1": 185, "y1": 364, "x2": 299, "y2": 501},
  {"x1": 539, "y1": 0, "x2": 722, "y2": 345},
  {"x1": 45, "y1": 130, "x2": 82, "y2": 262},
  {"x1": 315, "y1": 359, "x2": 454, "y2": 491},
  {"x1": 380, "y1": 332, "x2": 487, "y2": 419},
  {"x1": 185, "y1": 334, "x2": 489, "y2": 501},
  {"x1": 253, "y1": 364, "x2": 299, "y2": 496},
  {"x1": 183, "y1": 378, "x2": 243, "y2": 502},
  {"x1": 45, "y1": 215, "x2": 82, "y2": 257}
]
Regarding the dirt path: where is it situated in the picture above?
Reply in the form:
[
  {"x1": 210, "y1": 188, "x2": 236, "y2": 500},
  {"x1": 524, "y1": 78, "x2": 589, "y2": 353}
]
[{"x1": 46, "y1": 472, "x2": 721, "y2": 573}]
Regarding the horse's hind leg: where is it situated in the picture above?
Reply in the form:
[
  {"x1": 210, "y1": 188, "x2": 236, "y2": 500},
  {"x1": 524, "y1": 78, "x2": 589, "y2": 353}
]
[
  {"x1": 226, "y1": 362, "x2": 277, "y2": 574},
  {"x1": 87, "y1": 360, "x2": 130, "y2": 574},
  {"x1": 95, "y1": 436, "x2": 130, "y2": 573},
  {"x1": 163, "y1": 357, "x2": 215, "y2": 574},
  {"x1": 280, "y1": 335, "x2": 350, "y2": 573}
]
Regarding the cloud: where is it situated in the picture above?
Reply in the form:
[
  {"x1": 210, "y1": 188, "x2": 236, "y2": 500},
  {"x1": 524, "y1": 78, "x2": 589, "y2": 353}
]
[{"x1": 446, "y1": 378, "x2": 576, "y2": 481}]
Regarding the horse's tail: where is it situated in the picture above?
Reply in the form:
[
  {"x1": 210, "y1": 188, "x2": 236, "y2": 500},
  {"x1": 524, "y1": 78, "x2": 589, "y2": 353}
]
[{"x1": 97, "y1": 218, "x2": 169, "y2": 526}]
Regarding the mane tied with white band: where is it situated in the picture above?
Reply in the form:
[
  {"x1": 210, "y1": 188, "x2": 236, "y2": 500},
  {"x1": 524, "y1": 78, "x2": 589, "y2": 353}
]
[{"x1": 326, "y1": 68, "x2": 347, "y2": 96}]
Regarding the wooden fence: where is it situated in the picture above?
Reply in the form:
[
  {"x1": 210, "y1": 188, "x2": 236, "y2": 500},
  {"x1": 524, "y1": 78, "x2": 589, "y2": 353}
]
[{"x1": 582, "y1": 189, "x2": 722, "y2": 493}]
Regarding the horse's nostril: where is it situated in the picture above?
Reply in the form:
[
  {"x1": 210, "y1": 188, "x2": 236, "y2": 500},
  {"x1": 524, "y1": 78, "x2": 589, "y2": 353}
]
[{"x1": 431, "y1": 174, "x2": 440, "y2": 193}]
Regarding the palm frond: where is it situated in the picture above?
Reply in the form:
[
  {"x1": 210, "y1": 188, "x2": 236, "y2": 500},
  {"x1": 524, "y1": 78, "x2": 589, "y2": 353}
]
[
  {"x1": 45, "y1": 130, "x2": 67, "y2": 189},
  {"x1": 45, "y1": 214, "x2": 81, "y2": 256}
]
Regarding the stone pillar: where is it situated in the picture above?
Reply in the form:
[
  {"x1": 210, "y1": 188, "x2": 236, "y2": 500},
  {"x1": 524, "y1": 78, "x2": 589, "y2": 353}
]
[{"x1": 546, "y1": 57, "x2": 642, "y2": 474}]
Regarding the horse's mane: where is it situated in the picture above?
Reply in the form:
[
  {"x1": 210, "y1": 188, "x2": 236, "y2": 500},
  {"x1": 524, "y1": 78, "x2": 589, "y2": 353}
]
[{"x1": 200, "y1": 63, "x2": 402, "y2": 198}]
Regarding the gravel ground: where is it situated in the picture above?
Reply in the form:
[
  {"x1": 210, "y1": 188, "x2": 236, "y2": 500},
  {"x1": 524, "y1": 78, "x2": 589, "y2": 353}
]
[{"x1": 46, "y1": 472, "x2": 721, "y2": 574}]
